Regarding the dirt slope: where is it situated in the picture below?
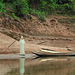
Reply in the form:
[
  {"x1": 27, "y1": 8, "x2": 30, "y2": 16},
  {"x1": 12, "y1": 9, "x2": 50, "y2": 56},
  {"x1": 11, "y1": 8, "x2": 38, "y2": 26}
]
[
  {"x1": 0, "y1": 15, "x2": 75, "y2": 54},
  {"x1": 0, "y1": 15, "x2": 75, "y2": 38},
  {"x1": 0, "y1": 32, "x2": 19, "y2": 53}
]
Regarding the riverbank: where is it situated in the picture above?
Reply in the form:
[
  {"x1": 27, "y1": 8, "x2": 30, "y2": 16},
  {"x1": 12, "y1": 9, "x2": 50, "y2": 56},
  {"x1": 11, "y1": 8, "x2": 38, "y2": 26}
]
[
  {"x1": 0, "y1": 15, "x2": 75, "y2": 54},
  {"x1": 0, "y1": 32, "x2": 75, "y2": 54}
]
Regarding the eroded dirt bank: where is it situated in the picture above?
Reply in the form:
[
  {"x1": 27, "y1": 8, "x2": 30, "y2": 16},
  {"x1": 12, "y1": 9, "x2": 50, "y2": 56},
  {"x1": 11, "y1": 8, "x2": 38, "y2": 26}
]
[
  {"x1": 0, "y1": 15, "x2": 75, "y2": 38},
  {"x1": 0, "y1": 15, "x2": 75, "y2": 54}
]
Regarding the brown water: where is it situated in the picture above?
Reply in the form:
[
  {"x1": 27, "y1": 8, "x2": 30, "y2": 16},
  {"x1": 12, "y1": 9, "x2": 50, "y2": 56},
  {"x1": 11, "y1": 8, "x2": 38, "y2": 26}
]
[{"x1": 0, "y1": 57, "x2": 75, "y2": 75}]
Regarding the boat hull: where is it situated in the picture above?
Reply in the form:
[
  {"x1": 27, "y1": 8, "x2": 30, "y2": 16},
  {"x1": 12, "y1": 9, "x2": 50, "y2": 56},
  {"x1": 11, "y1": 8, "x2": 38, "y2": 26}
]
[{"x1": 32, "y1": 51, "x2": 75, "y2": 57}]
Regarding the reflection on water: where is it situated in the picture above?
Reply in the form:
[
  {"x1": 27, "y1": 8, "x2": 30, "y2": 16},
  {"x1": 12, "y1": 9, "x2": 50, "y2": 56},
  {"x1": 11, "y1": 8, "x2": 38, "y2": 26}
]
[
  {"x1": 20, "y1": 58, "x2": 25, "y2": 75},
  {"x1": 0, "y1": 57, "x2": 75, "y2": 75}
]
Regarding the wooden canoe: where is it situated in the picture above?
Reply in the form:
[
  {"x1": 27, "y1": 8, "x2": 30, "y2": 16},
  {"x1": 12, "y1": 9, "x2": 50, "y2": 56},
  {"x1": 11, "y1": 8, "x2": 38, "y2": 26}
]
[{"x1": 32, "y1": 51, "x2": 75, "y2": 57}]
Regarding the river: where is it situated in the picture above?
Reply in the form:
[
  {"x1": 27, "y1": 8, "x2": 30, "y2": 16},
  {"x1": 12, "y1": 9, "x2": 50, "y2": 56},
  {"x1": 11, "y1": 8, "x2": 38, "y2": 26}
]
[{"x1": 0, "y1": 56, "x2": 75, "y2": 75}]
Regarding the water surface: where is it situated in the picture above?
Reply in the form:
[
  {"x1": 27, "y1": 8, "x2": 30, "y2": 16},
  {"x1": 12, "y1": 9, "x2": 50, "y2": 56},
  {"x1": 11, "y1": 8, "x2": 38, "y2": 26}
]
[{"x1": 0, "y1": 56, "x2": 75, "y2": 75}]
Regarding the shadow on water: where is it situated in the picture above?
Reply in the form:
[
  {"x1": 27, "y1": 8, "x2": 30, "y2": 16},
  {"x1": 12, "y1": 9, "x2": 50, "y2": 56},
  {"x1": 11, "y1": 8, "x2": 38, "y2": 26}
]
[{"x1": 1, "y1": 56, "x2": 75, "y2": 75}]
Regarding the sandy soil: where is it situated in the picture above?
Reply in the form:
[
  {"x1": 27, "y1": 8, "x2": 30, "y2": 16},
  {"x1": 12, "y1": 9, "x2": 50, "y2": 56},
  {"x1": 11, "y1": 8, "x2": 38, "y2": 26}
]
[
  {"x1": 0, "y1": 32, "x2": 75, "y2": 54},
  {"x1": 0, "y1": 15, "x2": 75, "y2": 54}
]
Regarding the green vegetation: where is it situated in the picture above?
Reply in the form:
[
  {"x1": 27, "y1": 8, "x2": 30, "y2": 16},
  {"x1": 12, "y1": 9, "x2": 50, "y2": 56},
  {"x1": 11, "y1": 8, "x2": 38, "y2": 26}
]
[
  {"x1": 0, "y1": 0, "x2": 75, "y2": 20},
  {"x1": 0, "y1": 2, "x2": 3, "y2": 12},
  {"x1": 30, "y1": 9, "x2": 46, "y2": 21},
  {"x1": 12, "y1": 13, "x2": 19, "y2": 20},
  {"x1": 0, "y1": 2, "x2": 6, "y2": 13}
]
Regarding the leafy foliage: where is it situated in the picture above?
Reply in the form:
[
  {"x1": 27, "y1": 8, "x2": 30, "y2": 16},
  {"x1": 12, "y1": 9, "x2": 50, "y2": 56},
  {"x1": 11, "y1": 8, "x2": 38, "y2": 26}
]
[
  {"x1": 12, "y1": 13, "x2": 19, "y2": 20},
  {"x1": 56, "y1": 0, "x2": 75, "y2": 15},
  {"x1": 0, "y1": 0, "x2": 75, "y2": 20},
  {"x1": 0, "y1": 2, "x2": 3, "y2": 12},
  {"x1": 0, "y1": 2, "x2": 6, "y2": 13},
  {"x1": 38, "y1": 0, "x2": 56, "y2": 13},
  {"x1": 13, "y1": 0, "x2": 29, "y2": 16},
  {"x1": 29, "y1": 9, "x2": 45, "y2": 21}
]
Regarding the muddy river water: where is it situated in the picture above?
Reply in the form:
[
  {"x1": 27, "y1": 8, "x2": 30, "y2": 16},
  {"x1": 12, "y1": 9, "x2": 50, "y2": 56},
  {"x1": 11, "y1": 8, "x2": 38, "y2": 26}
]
[{"x1": 0, "y1": 56, "x2": 75, "y2": 75}]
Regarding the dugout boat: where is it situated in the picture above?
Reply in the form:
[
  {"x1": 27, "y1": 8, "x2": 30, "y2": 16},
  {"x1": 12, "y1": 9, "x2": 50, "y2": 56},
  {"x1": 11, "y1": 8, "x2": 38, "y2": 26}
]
[{"x1": 32, "y1": 48, "x2": 75, "y2": 57}]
